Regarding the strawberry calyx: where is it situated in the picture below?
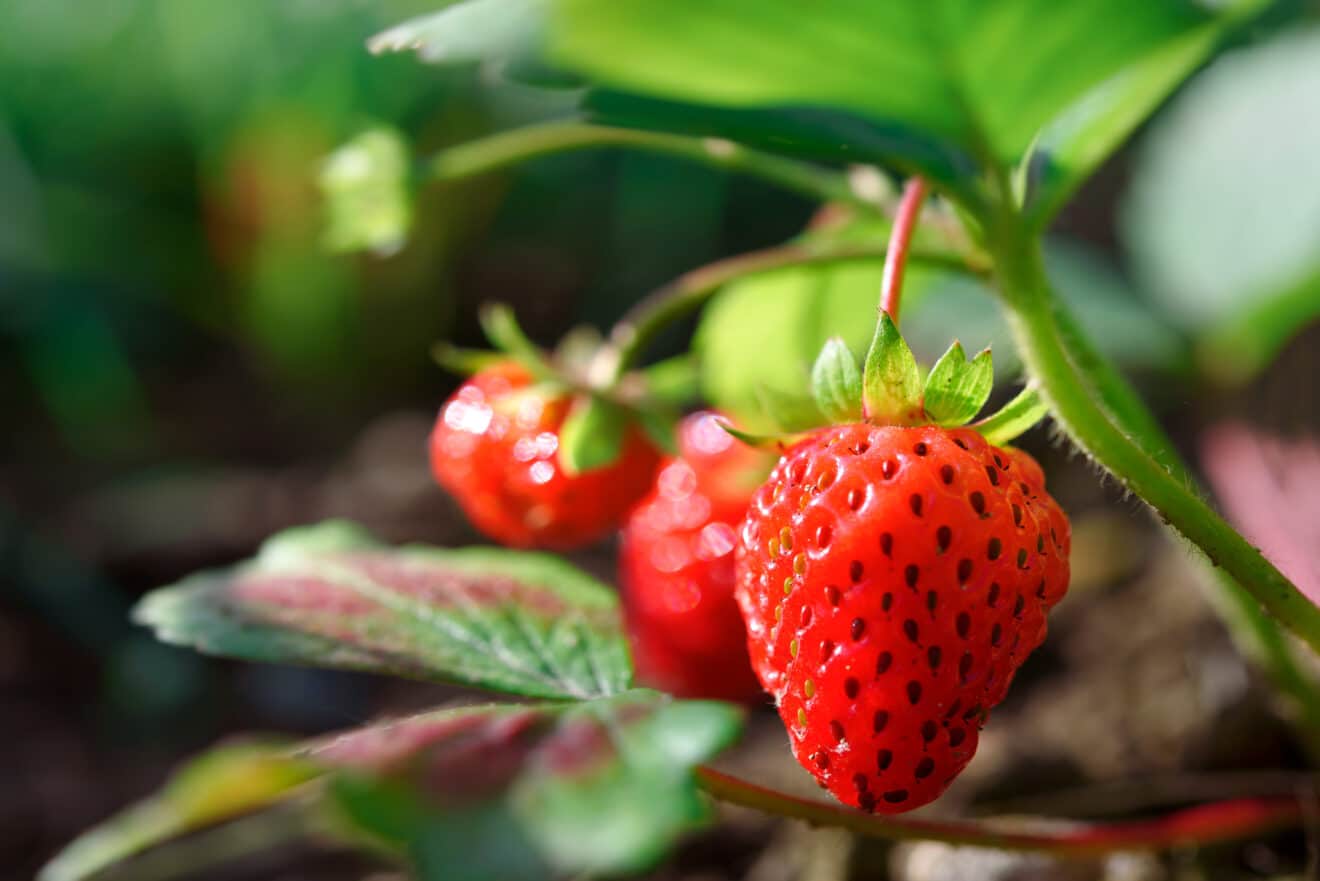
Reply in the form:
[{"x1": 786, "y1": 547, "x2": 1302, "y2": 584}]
[
  {"x1": 431, "y1": 303, "x2": 689, "y2": 474},
  {"x1": 719, "y1": 314, "x2": 1050, "y2": 449}
]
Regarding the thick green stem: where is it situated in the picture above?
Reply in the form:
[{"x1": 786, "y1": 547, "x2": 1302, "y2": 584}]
[
  {"x1": 422, "y1": 121, "x2": 866, "y2": 208},
  {"x1": 990, "y1": 225, "x2": 1320, "y2": 745},
  {"x1": 1047, "y1": 294, "x2": 1320, "y2": 761},
  {"x1": 696, "y1": 768, "x2": 1300, "y2": 855}
]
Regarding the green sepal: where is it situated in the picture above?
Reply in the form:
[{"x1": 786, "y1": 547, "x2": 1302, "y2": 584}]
[
  {"x1": 715, "y1": 419, "x2": 795, "y2": 451},
  {"x1": 923, "y1": 341, "x2": 994, "y2": 426},
  {"x1": 430, "y1": 342, "x2": 510, "y2": 377},
  {"x1": 558, "y1": 395, "x2": 629, "y2": 475},
  {"x1": 810, "y1": 337, "x2": 864, "y2": 423},
  {"x1": 974, "y1": 384, "x2": 1051, "y2": 445},
  {"x1": 478, "y1": 304, "x2": 558, "y2": 381},
  {"x1": 861, "y1": 312, "x2": 923, "y2": 424}
]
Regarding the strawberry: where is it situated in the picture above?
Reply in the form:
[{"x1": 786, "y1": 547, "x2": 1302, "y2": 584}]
[
  {"x1": 430, "y1": 361, "x2": 661, "y2": 550},
  {"x1": 620, "y1": 411, "x2": 773, "y2": 701},
  {"x1": 733, "y1": 317, "x2": 1070, "y2": 813}
]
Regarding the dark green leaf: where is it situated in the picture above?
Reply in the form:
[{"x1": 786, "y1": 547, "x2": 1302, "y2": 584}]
[
  {"x1": 584, "y1": 90, "x2": 980, "y2": 200},
  {"x1": 862, "y1": 312, "x2": 922, "y2": 425},
  {"x1": 550, "y1": 0, "x2": 1209, "y2": 177},
  {"x1": 319, "y1": 128, "x2": 411, "y2": 256},
  {"x1": 1122, "y1": 27, "x2": 1320, "y2": 379},
  {"x1": 811, "y1": 337, "x2": 863, "y2": 423},
  {"x1": 40, "y1": 743, "x2": 314, "y2": 881},
  {"x1": 313, "y1": 692, "x2": 743, "y2": 879},
  {"x1": 558, "y1": 395, "x2": 628, "y2": 474},
  {"x1": 924, "y1": 342, "x2": 993, "y2": 426},
  {"x1": 134, "y1": 521, "x2": 632, "y2": 699}
]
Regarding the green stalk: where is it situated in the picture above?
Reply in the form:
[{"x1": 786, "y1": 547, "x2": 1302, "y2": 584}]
[
  {"x1": 422, "y1": 121, "x2": 867, "y2": 208},
  {"x1": 989, "y1": 222, "x2": 1320, "y2": 756},
  {"x1": 1047, "y1": 292, "x2": 1320, "y2": 761}
]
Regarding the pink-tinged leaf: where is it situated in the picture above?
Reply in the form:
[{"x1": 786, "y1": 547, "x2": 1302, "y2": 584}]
[
  {"x1": 1201, "y1": 423, "x2": 1320, "y2": 604},
  {"x1": 309, "y1": 691, "x2": 743, "y2": 879},
  {"x1": 134, "y1": 521, "x2": 632, "y2": 699}
]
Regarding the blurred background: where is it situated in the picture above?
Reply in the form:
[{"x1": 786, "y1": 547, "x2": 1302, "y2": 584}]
[{"x1": 3, "y1": 1, "x2": 1320, "y2": 879}]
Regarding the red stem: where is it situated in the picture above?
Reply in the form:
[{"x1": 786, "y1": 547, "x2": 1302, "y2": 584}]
[
  {"x1": 880, "y1": 176, "x2": 929, "y2": 325},
  {"x1": 696, "y1": 767, "x2": 1304, "y2": 856}
]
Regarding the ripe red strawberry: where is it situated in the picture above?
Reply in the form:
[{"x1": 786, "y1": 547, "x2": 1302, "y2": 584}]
[
  {"x1": 736, "y1": 423, "x2": 1069, "y2": 812},
  {"x1": 620, "y1": 412, "x2": 772, "y2": 701},
  {"x1": 430, "y1": 362, "x2": 661, "y2": 550}
]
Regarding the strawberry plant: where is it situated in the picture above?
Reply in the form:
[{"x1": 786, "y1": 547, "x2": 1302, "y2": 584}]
[{"x1": 42, "y1": 2, "x2": 1320, "y2": 880}]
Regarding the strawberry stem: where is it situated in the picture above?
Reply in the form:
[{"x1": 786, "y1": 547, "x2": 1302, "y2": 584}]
[
  {"x1": 696, "y1": 767, "x2": 1302, "y2": 855},
  {"x1": 879, "y1": 176, "x2": 928, "y2": 325}
]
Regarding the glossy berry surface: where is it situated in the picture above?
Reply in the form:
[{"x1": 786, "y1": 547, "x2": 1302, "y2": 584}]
[
  {"x1": 429, "y1": 363, "x2": 661, "y2": 550},
  {"x1": 620, "y1": 412, "x2": 771, "y2": 701},
  {"x1": 736, "y1": 424, "x2": 1070, "y2": 812}
]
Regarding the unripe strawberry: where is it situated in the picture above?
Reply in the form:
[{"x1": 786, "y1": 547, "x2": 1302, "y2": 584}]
[
  {"x1": 737, "y1": 423, "x2": 1069, "y2": 812},
  {"x1": 620, "y1": 412, "x2": 772, "y2": 701},
  {"x1": 430, "y1": 362, "x2": 661, "y2": 550}
]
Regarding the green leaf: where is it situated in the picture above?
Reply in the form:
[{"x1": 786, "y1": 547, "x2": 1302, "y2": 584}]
[
  {"x1": 134, "y1": 521, "x2": 632, "y2": 699},
  {"x1": 974, "y1": 385, "x2": 1050, "y2": 446},
  {"x1": 924, "y1": 342, "x2": 993, "y2": 426},
  {"x1": 319, "y1": 128, "x2": 412, "y2": 256},
  {"x1": 40, "y1": 742, "x2": 314, "y2": 881},
  {"x1": 810, "y1": 337, "x2": 863, "y2": 423},
  {"x1": 1122, "y1": 26, "x2": 1320, "y2": 378},
  {"x1": 1023, "y1": 20, "x2": 1224, "y2": 230},
  {"x1": 862, "y1": 312, "x2": 922, "y2": 425},
  {"x1": 549, "y1": 0, "x2": 1209, "y2": 178},
  {"x1": 558, "y1": 395, "x2": 628, "y2": 474},
  {"x1": 314, "y1": 692, "x2": 743, "y2": 879},
  {"x1": 694, "y1": 254, "x2": 885, "y2": 432}
]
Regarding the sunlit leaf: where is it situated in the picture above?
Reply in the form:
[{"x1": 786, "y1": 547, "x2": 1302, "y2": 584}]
[
  {"x1": 135, "y1": 521, "x2": 632, "y2": 699},
  {"x1": 549, "y1": 0, "x2": 1209, "y2": 182}
]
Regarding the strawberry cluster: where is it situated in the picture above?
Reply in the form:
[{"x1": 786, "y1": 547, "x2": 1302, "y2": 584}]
[{"x1": 427, "y1": 300, "x2": 1070, "y2": 814}]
